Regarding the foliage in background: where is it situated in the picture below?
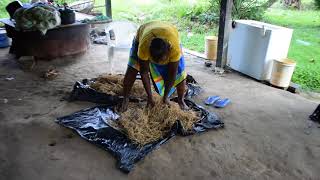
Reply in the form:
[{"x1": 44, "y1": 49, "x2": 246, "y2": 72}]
[
  {"x1": 265, "y1": 9, "x2": 320, "y2": 91},
  {"x1": 271, "y1": 0, "x2": 316, "y2": 10},
  {"x1": 315, "y1": 0, "x2": 320, "y2": 9},
  {"x1": 232, "y1": 0, "x2": 266, "y2": 20},
  {"x1": 283, "y1": 0, "x2": 302, "y2": 9},
  {"x1": 55, "y1": 0, "x2": 78, "y2": 5},
  {"x1": 0, "y1": 0, "x2": 28, "y2": 18},
  {"x1": 194, "y1": 0, "x2": 274, "y2": 22},
  {"x1": 0, "y1": 0, "x2": 320, "y2": 91}
]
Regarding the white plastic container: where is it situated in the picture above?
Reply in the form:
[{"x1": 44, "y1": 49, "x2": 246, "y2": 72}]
[
  {"x1": 270, "y1": 59, "x2": 296, "y2": 88},
  {"x1": 228, "y1": 20, "x2": 293, "y2": 81},
  {"x1": 105, "y1": 21, "x2": 138, "y2": 48}
]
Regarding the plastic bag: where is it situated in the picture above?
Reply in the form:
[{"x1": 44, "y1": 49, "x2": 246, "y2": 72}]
[
  {"x1": 58, "y1": 75, "x2": 222, "y2": 172},
  {"x1": 68, "y1": 79, "x2": 122, "y2": 105},
  {"x1": 310, "y1": 104, "x2": 320, "y2": 123},
  {"x1": 69, "y1": 75, "x2": 202, "y2": 104},
  {"x1": 56, "y1": 98, "x2": 224, "y2": 173}
]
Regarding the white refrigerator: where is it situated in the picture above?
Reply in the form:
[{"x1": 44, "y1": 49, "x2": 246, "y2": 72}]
[{"x1": 227, "y1": 20, "x2": 293, "y2": 81}]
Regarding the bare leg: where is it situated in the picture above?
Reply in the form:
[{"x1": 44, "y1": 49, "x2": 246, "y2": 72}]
[{"x1": 176, "y1": 79, "x2": 189, "y2": 110}]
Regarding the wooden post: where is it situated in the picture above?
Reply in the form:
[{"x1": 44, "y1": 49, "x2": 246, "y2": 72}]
[
  {"x1": 216, "y1": 0, "x2": 233, "y2": 68},
  {"x1": 105, "y1": 0, "x2": 112, "y2": 19}
]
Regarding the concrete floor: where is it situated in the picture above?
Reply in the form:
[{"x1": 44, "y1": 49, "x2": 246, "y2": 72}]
[{"x1": 0, "y1": 45, "x2": 319, "y2": 180}]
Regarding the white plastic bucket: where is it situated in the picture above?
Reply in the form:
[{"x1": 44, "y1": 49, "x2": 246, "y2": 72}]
[
  {"x1": 270, "y1": 58, "x2": 296, "y2": 88},
  {"x1": 205, "y1": 36, "x2": 218, "y2": 60}
]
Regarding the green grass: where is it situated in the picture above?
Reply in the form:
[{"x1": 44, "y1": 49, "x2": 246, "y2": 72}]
[
  {"x1": 264, "y1": 9, "x2": 320, "y2": 91},
  {"x1": 180, "y1": 25, "x2": 218, "y2": 52},
  {"x1": 180, "y1": 32, "x2": 207, "y2": 52},
  {"x1": 95, "y1": 0, "x2": 188, "y2": 21},
  {"x1": 0, "y1": 0, "x2": 30, "y2": 18},
  {"x1": 95, "y1": 0, "x2": 216, "y2": 53},
  {"x1": 0, "y1": 0, "x2": 12, "y2": 18},
  {"x1": 117, "y1": 0, "x2": 216, "y2": 53}
]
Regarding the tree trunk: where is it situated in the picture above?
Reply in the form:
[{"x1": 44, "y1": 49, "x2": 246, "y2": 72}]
[{"x1": 283, "y1": 0, "x2": 301, "y2": 9}]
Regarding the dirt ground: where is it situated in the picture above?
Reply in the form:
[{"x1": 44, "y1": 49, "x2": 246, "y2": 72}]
[{"x1": 0, "y1": 45, "x2": 320, "y2": 180}]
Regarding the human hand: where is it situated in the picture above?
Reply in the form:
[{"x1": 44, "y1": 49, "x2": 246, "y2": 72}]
[
  {"x1": 118, "y1": 97, "x2": 129, "y2": 112},
  {"x1": 147, "y1": 97, "x2": 155, "y2": 108}
]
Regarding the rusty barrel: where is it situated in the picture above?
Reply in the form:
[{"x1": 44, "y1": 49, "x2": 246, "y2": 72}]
[{"x1": 6, "y1": 22, "x2": 90, "y2": 59}]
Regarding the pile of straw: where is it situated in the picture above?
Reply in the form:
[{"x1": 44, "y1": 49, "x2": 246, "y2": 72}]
[
  {"x1": 118, "y1": 95, "x2": 199, "y2": 145},
  {"x1": 91, "y1": 74, "x2": 199, "y2": 145},
  {"x1": 90, "y1": 74, "x2": 146, "y2": 98}
]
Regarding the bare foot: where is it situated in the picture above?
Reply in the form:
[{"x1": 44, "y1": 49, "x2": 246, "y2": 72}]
[
  {"x1": 147, "y1": 98, "x2": 156, "y2": 109},
  {"x1": 178, "y1": 99, "x2": 189, "y2": 111}
]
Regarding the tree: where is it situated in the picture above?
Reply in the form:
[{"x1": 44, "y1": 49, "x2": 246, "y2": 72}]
[
  {"x1": 232, "y1": 0, "x2": 279, "y2": 20},
  {"x1": 315, "y1": 0, "x2": 320, "y2": 9},
  {"x1": 262, "y1": 0, "x2": 279, "y2": 9},
  {"x1": 283, "y1": 0, "x2": 301, "y2": 9}
]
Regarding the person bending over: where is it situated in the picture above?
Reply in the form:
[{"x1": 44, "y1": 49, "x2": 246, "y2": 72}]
[{"x1": 120, "y1": 21, "x2": 188, "y2": 111}]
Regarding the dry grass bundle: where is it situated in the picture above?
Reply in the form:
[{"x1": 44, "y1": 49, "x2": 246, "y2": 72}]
[
  {"x1": 90, "y1": 74, "x2": 146, "y2": 98},
  {"x1": 118, "y1": 95, "x2": 199, "y2": 145}
]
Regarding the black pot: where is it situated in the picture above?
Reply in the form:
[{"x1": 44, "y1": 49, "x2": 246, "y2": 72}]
[
  {"x1": 6, "y1": 0, "x2": 23, "y2": 19},
  {"x1": 59, "y1": 7, "x2": 75, "y2": 25}
]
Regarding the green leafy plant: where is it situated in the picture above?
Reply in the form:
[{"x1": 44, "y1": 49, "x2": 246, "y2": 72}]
[
  {"x1": 232, "y1": 0, "x2": 266, "y2": 20},
  {"x1": 54, "y1": 0, "x2": 78, "y2": 6},
  {"x1": 315, "y1": 0, "x2": 320, "y2": 9},
  {"x1": 197, "y1": 12, "x2": 219, "y2": 25},
  {"x1": 206, "y1": 0, "x2": 276, "y2": 20}
]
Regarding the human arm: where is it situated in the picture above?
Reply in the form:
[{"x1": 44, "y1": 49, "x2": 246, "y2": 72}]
[
  {"x1": 139, "y1": 60, "x2": 155, "y2": 107},
  {"x1": 163, "y1": 61, "x2": 179, "y2": 104}
]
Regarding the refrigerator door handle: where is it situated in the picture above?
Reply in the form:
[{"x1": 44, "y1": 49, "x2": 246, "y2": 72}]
[{"x1": 261, "y1": 25, "x2": 267, "y2": 37}]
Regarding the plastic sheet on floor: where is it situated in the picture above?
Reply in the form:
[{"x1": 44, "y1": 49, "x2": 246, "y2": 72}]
[{"x1": 56, "y1": 75, "x2": 223, "y2": 173}]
